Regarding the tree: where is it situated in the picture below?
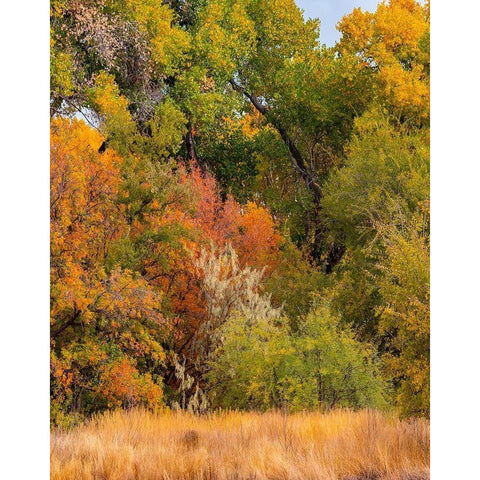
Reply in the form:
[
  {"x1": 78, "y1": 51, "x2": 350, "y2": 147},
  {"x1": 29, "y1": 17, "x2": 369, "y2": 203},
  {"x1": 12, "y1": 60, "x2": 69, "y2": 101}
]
[
  {"x1": 136, "y1": 162, "x2": 282, "y2": 370},
  {"x1": 50, "y1": 118, "x2": 171, "y2": 425},
  {"x1": 322, "y1": 109, "x2": 429, "y2": 416},
  {"x1": 50, "y1": 0, "x2": 430, "y2": 420},
  {"x1": 192, "y1": 244, "x2": 281, "y2": 365},
  {"x1": 194, "y1": 0, "x2": 372, "y2": 265},
  {"x1": 376, "y1": 216, "x2": 430, "y2": 417},
  {"x1": 51, "y1": 0, "x2": 376, "y2": 267},
  {"x1": 337, "y1": 0, "x2": 430, "y2": 126},
  {"x1": 323, "y1": 109, "x2": 429, "y2": 249},
  {"x1": 207, "y1": 303, "x2": 387, "y2": 411}
]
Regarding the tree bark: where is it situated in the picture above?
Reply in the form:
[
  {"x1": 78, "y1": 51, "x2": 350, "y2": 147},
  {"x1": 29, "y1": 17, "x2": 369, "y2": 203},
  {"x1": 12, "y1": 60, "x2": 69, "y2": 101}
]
[
  {"x1": 185, "y1": 121, "x2": 207, "y2": 173},
  {"x1": 185, "y1": 121, "x2": 198, "y2": 163}
]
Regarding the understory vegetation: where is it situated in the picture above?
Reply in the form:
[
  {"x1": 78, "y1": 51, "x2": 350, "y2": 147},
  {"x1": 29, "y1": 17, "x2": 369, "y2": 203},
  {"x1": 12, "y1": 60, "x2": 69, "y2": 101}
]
[{"x1": 50, "y1": 0, "x2": 430, "y2": 433}]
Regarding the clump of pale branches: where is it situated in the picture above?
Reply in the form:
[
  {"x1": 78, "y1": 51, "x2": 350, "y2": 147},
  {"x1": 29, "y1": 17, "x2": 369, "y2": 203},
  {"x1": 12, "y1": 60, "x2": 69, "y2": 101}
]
[{"x1": 192, "y1": 244, "x2": 281, "y2": 362}]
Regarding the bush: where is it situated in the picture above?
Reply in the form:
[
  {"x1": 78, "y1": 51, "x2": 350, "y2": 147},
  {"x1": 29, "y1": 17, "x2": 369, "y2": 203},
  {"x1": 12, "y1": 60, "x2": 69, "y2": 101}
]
[{"x1": 207, "y1": 303, "x2": 388, "y2": 411}]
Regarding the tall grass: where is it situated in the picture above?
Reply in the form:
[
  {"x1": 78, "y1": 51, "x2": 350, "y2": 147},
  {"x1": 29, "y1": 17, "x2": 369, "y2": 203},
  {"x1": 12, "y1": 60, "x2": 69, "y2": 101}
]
[{"x1": 50, "y1": 409, "x2": 429, "y2": 480}]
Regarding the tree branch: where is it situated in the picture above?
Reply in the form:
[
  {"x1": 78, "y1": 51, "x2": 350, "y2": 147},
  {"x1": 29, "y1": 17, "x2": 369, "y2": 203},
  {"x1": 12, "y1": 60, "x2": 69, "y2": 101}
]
[
  {"x1": 185, "y1": 120, "x2": 207, "y2": 173},
  {"x1": 52, "y1": 309, "x2": 81, "y2": 338},
  {"x1": 229, "y1": 78, "x2": 346, "y2": 271},
  {"x1": 229, "y1": 78, "x2": 322, "y2": 207},
  {"x1": 186, "y1": 121, "x2": 198, "y2": 162}
]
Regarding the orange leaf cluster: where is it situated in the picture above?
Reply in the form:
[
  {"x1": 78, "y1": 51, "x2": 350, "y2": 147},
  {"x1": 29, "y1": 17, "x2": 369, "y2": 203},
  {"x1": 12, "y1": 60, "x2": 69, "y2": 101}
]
[{"x1": 51, "y1": 118, "x2": 282, "y2": 420}]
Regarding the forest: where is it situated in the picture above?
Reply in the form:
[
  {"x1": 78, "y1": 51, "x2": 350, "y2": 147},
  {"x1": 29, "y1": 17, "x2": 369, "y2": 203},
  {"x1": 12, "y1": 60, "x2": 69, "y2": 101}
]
[{"x1": 50, "y1": 0, "x2": 429, "y2": 436}]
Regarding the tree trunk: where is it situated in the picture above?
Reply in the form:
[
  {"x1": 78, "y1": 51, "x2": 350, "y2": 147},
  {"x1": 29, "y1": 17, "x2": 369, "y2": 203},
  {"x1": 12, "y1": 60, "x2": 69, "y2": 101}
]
[
  {"x1": 185, "y1": 121, "x2": 207, "y2": 173},
  {"x1": 229, "y1": 78, "x2": 344, "y2": 271}
]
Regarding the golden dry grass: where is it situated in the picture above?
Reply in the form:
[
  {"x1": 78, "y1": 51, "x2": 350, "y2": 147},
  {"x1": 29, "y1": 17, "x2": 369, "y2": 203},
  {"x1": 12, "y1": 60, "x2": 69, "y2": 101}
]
[{"x1": 50, "y1": 409, "x2": 429, "y2": 480}]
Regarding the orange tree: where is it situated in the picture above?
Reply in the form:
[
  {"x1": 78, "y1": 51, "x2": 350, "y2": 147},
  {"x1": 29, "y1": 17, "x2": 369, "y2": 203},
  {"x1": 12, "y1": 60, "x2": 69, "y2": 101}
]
[
  {"x1": 51, "y1": 118, "x2": 170, "y2": 425},
  {"x1": 50, "y1": 118, "x2": 284, "y2": 423},
  {"x1": 137, "y1": 162, "x2": 282, "y2": 375}
]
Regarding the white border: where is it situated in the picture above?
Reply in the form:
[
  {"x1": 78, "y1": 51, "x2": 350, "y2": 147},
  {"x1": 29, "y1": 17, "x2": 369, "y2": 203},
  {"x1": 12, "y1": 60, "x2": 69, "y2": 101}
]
[
  {"x1": 1, "y1": 0, "x2": 478, "y2": 478},
  {"x1": 431, "y1": 0, "x2": 480, "y2": 478},
  {"x1": 1, "y1": 1, "x2": 50, "y2": 478}
]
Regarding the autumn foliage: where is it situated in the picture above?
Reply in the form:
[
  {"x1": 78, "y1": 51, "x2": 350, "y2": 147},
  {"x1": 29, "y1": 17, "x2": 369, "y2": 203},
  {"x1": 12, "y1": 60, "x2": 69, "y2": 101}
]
[
  {"x1": 50, "y1": 0, "x2": 429, "y2": 434},
  {"x1": 50, "y1": 117, "x2": 282, "y2": 425},
  {"x1": 338, "y1": 0, "x2": 429, "y2": 123}
]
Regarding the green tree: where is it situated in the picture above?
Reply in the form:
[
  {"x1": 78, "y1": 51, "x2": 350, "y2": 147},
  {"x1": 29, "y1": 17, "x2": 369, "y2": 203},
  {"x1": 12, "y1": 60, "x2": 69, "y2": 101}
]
[
  {"x1": 376, "y1": 216, "x2": 430, "y2": 417},
  {"x1": 322, "y1": 109, "x2": 429, "y2": 416},
  {"x1": 322, "y1": 108, "x2": 428, "y2": 327},
  {"x1": 207, "y1": 303, "x2": 387, "y2": 411}
]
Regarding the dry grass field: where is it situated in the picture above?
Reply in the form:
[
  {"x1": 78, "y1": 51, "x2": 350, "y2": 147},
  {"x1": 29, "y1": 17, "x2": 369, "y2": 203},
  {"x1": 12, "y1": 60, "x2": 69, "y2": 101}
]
[{"x1": 50, "y1": 409, "x2": 429, "y2": 480}]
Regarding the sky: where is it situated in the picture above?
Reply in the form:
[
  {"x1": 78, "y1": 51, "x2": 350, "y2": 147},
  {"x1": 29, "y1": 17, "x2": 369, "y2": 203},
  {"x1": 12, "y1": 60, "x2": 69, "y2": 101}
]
[{"x1": 296, "y1": 0, "x2": 381, "y2": 46}]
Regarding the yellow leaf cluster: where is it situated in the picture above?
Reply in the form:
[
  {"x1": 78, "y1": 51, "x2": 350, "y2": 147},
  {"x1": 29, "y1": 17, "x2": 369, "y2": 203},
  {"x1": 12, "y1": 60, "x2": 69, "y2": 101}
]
[{"x1": 338, "y1": 0, "x2": 429, "y2": 120}]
